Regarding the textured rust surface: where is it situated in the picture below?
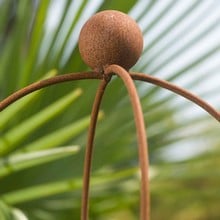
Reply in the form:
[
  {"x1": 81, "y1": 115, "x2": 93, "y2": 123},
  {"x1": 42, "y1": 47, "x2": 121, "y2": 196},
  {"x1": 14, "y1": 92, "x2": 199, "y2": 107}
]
[{"x1": 79, "y1": 10, "x2": 143, "y2": 72}]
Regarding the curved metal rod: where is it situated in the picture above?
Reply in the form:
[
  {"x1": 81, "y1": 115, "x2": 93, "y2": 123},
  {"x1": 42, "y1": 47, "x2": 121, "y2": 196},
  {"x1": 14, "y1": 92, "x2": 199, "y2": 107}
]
[
  {"x1": 0, "y1": 72, "x2": 102, "y2": 111},
  {"x1": 105, "y1": 65, "x2": 150, "y2": 220},
  {"x1": 1, "y1": 70, "x2": 218, "y2": 123},
  {"x1": 1, "y1": 68, "x2": 218, "y2": 220},
  {"x1": 81, "y1": 76, "x2": 110, "y2": 220},
  {"x1": 130, "y1": 72, "x2": 220, "y2": 122}
]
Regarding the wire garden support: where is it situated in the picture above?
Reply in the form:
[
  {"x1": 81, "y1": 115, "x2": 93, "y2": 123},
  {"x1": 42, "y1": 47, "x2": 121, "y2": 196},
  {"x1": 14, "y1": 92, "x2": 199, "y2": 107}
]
[{"x1": 0, "y1": 9, "x2": 219, "y2": 220}]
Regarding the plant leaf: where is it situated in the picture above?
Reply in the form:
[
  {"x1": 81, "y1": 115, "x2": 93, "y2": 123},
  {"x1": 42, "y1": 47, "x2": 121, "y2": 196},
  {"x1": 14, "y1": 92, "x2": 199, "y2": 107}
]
[
  {"x1": 20, "y1": 111, "x2": 104, "y2": 152},
  {"x1": 0, "y1": 146, "x2": 80, "y2": 178},
  {"x1": 0, "y1": 88, "x2": 82, "y2": 155},
  {"x1": 2, "y1": 168, "x2": 138, "y2": 205}
]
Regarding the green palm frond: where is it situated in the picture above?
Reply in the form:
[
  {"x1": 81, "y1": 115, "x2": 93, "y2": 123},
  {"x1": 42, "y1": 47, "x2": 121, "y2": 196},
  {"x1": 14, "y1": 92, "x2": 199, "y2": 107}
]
[{"x1": 0, "y1": 0, "x2": 219, "y2": 219}]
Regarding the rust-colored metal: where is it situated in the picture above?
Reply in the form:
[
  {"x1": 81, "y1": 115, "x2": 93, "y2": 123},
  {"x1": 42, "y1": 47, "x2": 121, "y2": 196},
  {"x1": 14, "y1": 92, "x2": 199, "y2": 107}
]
[
  {"x1": 130, "y1": 72, "x2": 220, "y2": 122},
  {"x1": 1, "y1": 71, "x2": 219, "y2": 122},
  {"x1": 79, "y1": 10, "x2": 143, "y2": 72},
  {"x1": 105, "y1": 65, "x2": 150, "y2": 220},
  {"x1": 0, "y1": 9, "x2": 219, "y2": 220},
  {"x1": 81, "y1": 76, "x2": 111, "y2": 220},
  {"x1": 0, "y1": 70, "x2": 219, "y2": 220},
  {"x1": 0, "y1": 72, "x2": 102, "y2": 112}
]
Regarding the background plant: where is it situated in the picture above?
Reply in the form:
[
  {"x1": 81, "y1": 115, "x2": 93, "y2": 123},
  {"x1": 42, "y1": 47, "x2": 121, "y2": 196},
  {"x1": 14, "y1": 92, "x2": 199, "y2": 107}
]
[{"x1": 0, "y1": 0, "x2": 219, "y2": 220}]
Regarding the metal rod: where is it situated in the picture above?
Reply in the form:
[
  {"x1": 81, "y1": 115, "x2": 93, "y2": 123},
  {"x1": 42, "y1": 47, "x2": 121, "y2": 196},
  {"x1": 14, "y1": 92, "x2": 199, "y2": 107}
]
[
  {"x1": 81, "y1": 76, "x2": 110, "y2": 220},
  {"x1": 0, "y1": 72, "x2": 102, "y2": 111},
  {"x1": 131, "y1": 72, "x2": 220, "y2": 122},
  {"x1": 105, "y1": 65, "x2": 150, "y2": 220}
]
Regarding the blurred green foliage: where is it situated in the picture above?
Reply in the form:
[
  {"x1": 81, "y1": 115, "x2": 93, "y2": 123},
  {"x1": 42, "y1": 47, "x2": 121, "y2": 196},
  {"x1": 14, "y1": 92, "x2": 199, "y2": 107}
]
[{"x1": 0, "y1": 0, "x2": 219, "y2": 219}]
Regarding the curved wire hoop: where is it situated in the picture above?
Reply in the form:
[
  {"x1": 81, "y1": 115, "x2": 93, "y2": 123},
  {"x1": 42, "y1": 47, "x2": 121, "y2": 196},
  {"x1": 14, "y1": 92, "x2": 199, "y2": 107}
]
[
  {"x1": 0, "y1": 71, "x2": 219, "y2": 122},
  {"x1": 0, "y1": 72, "x2": 102, "y2": 111},
  {"x1": 0, "y1": 66, "x2": 219, "y2": 220},
  {"x1": 130, "y1": 72, "x2": 220, "y2": 122},
  {"x1": 81, "y1": 65, "x2": 150, "y2": 220},
  {"x1": 105, "y1": 65, "x2": 150, "y2": 220}
]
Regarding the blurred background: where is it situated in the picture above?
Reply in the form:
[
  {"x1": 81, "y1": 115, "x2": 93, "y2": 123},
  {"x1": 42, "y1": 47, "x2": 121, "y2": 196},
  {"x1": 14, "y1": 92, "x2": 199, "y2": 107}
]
[{"x1": 0, "y1": 0, "x2": 220, "y2": 219}]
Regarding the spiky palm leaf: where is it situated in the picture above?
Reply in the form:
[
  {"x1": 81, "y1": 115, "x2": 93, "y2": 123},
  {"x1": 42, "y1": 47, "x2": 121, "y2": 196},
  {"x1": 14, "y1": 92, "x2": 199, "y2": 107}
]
[{"x1": 0, "y1": 0, "x2": 219, "y2": 219}]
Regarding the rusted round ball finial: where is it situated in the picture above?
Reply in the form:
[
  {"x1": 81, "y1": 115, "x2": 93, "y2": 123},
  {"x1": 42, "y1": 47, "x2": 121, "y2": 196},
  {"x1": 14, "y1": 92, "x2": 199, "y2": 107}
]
[{"x1": 79, "y1": 10, "x2": 143, "y2": 72}]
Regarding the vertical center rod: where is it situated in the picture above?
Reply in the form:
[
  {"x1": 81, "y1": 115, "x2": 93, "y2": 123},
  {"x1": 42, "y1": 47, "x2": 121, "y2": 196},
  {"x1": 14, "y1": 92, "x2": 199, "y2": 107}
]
[{"x1": 81, "y1": 78, "x2": 109, "y2": 220}]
